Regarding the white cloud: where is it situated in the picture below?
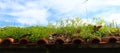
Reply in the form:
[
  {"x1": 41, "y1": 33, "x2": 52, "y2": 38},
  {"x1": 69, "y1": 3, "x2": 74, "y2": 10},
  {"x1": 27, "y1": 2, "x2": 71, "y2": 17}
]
[
  {"x1": 49, "y1": 0, "x2": 88, "y2": 18},
  {"x1": 101, "y1": 13, "x2": 120, "y2": 24},
  {"x1": 0, "y1": 0, "x2": 88, "y2": 26},
  {"x1": 0, "y1": 0, "x2": 26, "y2": 11},
  {"x1": 0, "y1": 0, "x2": 51, "y2": 26},
  {"x1": 86, "y1": 0, "x2": 120, "y2": 12},
  {"x1": 85, "y1": 0, "x2": 120, "y2": 25},
  {"x1": 10, "y1": 9, "x2": 50, "y2": 25},
  {"x1": 1, "y1": 0, "x2": 120, "y2": 26}
]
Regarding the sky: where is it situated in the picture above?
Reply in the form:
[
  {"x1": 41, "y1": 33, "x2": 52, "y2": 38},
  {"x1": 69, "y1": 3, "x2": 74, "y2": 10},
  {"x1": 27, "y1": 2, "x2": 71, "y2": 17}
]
[{"x1": 0, "y1": 0, "x2": 120, "y2": 27}]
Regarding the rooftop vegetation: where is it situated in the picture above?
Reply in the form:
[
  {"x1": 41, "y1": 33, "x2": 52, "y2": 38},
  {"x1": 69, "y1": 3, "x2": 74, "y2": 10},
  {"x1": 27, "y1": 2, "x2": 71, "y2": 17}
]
[{"x1": 0, "y1": 17, "x2": 120, "y2": 42}]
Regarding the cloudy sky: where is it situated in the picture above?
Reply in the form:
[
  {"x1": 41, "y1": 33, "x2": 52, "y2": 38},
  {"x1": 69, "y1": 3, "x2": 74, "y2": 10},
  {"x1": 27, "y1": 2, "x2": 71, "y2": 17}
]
[{"x1": 0, "y1": 0, "x2": 120, "y2": 27}]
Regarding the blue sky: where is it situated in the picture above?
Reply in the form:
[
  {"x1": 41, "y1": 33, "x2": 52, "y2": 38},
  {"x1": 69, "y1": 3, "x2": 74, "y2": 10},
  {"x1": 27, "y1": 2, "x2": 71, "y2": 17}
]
[{"x1": 0, "y1": 0, "x2": 120, "y2": 27}]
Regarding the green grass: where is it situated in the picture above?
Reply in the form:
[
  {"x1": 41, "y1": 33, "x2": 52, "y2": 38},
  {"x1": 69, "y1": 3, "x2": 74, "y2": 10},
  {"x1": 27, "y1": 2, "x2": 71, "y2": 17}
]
[{"x1": 0, "y1": 17, "x2": 120, "y2": 42}]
